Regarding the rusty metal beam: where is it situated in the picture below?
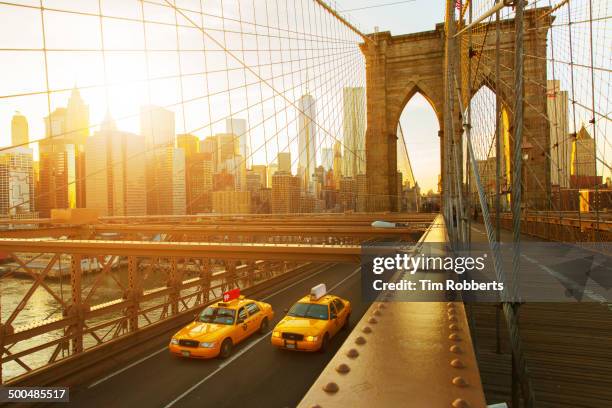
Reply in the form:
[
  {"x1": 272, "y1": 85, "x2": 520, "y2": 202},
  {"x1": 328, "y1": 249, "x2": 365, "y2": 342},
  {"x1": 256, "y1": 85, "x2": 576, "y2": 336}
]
[
  {"x1": 89, "y1": 224, "x2": 425, "y2": 237},
  {"x1": 0, "y1": 239, "x2": 361, "y2": 262},
  {"x1": 0, "y1": 227, "x2": 80, "y2": 238}
]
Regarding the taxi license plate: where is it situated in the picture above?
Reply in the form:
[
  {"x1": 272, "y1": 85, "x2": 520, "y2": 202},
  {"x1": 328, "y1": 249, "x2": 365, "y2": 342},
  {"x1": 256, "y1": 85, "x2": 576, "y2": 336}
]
[
  {"x1": 182, "y1": 351, "x2": 190, "y2": 357},
  {"x1": 286, "y1": 343, "x2": 296, "y2": 349}
]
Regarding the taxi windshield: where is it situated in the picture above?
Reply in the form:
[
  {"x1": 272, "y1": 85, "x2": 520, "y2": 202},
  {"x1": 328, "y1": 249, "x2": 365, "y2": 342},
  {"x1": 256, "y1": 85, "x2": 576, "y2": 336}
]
[
  {"x1": 199, "y1": 307, "x2": 235, "y2": 325},
  {"x1": 287, "y1": 302, "x2": 329, "y2": 320}
]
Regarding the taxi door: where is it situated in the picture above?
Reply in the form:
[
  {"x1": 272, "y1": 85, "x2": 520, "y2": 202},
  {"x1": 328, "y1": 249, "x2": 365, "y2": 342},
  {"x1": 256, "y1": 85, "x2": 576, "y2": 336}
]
[
  {"x1": 245, "y1": 303, "x2": 262, "y2": 336},
  {"x1": 331, "y1": 298, "x2": 348, "y2": 335},
  {"x1": 329, "y1": 302, "x2": 342, "y2": 336},
  {"x1": 235, "y1": 307, "x2": 251, "y2": 343}
]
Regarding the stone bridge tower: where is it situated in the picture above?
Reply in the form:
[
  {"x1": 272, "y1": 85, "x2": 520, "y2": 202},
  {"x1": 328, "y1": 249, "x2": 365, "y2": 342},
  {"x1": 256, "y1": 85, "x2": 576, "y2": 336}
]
[{"x1": 361, "y1": 8, "x2": 552, "y2": 211}]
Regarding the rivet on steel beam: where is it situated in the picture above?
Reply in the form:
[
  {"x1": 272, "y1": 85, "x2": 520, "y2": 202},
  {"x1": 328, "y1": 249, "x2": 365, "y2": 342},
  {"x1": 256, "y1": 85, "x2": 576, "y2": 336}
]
[
  {"x1": 362, "y1": 326, "x2": 372, "y2": 334},
  {"x1": 310, "y1": 405, "x2": 322, "y2": 408},
  {"x1": 368, "y1": 317, "x2": 378, "y2": 324},
  {"x1": 450, "y1": 345, "x2": 463, "y2": 354},
  {"x1": 447, "y1": 302, "x2": 455, "y2": 308},
  {"x1": 355, "y1": 336, "x2": 367, "y2": 345},
  {"x1": 451, "y1": 398, "x2": 471, "y2": 408},
  {"x1": 448, "y1": 315, "x2": 457, "y2": 322},
  {"x1": 448, "y1": 310, "x2": 456, "y2": 316},
  {"x1": 377, "y1": 303, "x2": 386, "y2": 309},
  {"x1": 336, "y1": 363, "x2": 350, "y2": 374},
  {"x1": 373, "y1": 310, "x2": 382, "y2": 316},
  {"x1": 449, "y1": 323, "x2": 460, "y2": 331},
  {"x1": 449, "y1": 333, "x2": 461, "y2": 341},
  {"x1": 346, "y1": 348, "x2": 359, "y2": 358},
  {"x1": 323, "y1": 382, "x2": 339, "y2": 393},
  {"x1": 452, "y1": 376, "x2": 469, "y2": 387},
  {"x1": 450, "y1": 358, "x2": 465, "y2": 368}
]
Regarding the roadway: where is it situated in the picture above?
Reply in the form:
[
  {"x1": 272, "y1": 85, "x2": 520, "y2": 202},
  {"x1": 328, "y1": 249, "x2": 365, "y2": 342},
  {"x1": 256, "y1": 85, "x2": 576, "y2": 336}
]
[{"x1": 65, "y1": 263, "x2": 368, "y2": 408}]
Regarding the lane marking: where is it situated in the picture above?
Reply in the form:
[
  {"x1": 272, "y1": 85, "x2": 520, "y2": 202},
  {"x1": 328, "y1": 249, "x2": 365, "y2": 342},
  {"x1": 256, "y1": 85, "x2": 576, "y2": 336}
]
[
  {"x1": 521, "y1": 254, "x2": 606, "y2": 303},
  {"x1": 87, "y1": 264, "x2": 338, "y2": 389},
  {"x1": 470, "y1": 225, "x2": 485, "y2": 234},
  {"x1": 163, "y1": 266, "x2": 361, "y2": 408}
]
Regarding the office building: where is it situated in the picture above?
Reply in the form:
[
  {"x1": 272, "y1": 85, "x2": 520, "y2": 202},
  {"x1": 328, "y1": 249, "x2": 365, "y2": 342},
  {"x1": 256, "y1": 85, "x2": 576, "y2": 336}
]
[
  {"x1": 186, "y1": 152, "x2": 213, "y2": 214},
  {"x1": 212, "y1": 190, "x2": 251, "y2": 214},
  {"x1": 547, "y1": 80, "x2": 570, "y2": 188},
  {"x1": 85, "y1": 114, "x2": 146, "y2": 216},
  {"x1": 277, "y1": 152, "x2": 291, "y2": 173},
  {"x1": 571, "y1": 125, "x2": 600, "y2": 188},
  {"x1": 177, "y1": 134, "x2": 200, "y2": 156},
  {"x1": 139, "y1": 106, "x2": 185, "y2": 215},
  {"x1": 343, "y1": 87, "x2": 366, "y2": 177},
  {"x1": 271, "y1": 171, "x2": 300, "y2": 213},
  {"x1": 251, "y1": 165, "x2": 267, "y2": 189},
  {"x1": 11, "y1": 112, "x2": 28, "y2": 147},
  {"x1": 339, "y1": 176, "x2": 356, "y2": 211},
  {"x1": 226, "y1": 118, "x2": 249, "y2": 167},
  {"x1": 321, "y1": 147, "x2": 333, "y2": 170},
  {"x1": 0, "y1": 147, "x2": 36, "y2": 217},
  {"x1": 297, "y1": 94, "x2": 317, "y2": 192},
  {"x1": 201, "y1": 136, "x2": 219, "y2": 173}
]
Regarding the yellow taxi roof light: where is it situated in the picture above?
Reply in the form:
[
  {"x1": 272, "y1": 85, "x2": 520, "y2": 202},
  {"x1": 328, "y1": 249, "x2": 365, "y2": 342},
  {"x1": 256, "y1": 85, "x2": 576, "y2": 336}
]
[{"x1": 310, "y1": 283, "x2": 327, "y2": 301}]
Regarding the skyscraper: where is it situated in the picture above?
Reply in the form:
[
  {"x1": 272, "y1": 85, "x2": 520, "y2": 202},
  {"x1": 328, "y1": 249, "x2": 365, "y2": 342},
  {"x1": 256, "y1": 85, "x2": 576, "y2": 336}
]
[
  {"x1": 272, "y1": 171, "x2": 300, "y2": 214},
  {"x1": 226, "y1": 118, "x2": 249, "y2": 166},
  {"x1": 177, "y1": 134, "x2": 200, "y2": 156},
  {"x1": 139, "y1": 106, "x2": 185, "y2": 215},
  {"x1": 547, "y1": 80, "x2": 570, "y2": 188},
  {"x1": 277, "y1": 152, "x2": 292, "y2": 173},
  {"x1": 65, "y1": 87, "x2": 90, "y2": 207},
  {"x1": 85, "y1": 113, "x2": 146, "y2": 216},
  {"x1": 0, "y1": 147, "x2": 35, "y2": 217},
  {"x1": 343, "y1": 87, "x2": 366, "y2": 177},
  {"x1": 40, "y1": 100, "x2": 88, "y2": 215},
  {"x1": 321, "y1": 147, "x2": 333, "y2": 170},
  {"x1": 186, "y1": 152, "x2": 213, "y2": 214},
  {"x1": 571, "y1": 125, "x2": 599, "y2": 189},
  {"x1": 11, "y1": 112, "x2": 28, "y2": 147},
  {"x1": 333, "y1": 141, "x2": 343, "y2": 187},
  {"x1": 38, "y1": 137, "x2": 77, "y2": 217},
  {"x1": 201, "y1": 136, "x2": 219, "y2": 173},
  {"x1": 251, "y1": 165, "x2": 267, "y2": 189},
  {"x1": 297, "y1": 94, "x2": 317, "y2": 192}
]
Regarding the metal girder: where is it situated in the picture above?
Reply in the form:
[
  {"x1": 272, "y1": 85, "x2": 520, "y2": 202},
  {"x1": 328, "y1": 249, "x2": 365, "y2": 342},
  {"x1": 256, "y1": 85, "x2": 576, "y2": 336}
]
[
  {"x1": 89, "y1": 224, "x2": 425, "y2": 238},
  {"x1": 0, "y1": 239, "x2": 361, "y2": 263},
  {"x1": 0, "y1": 227, "x2": 80, "y2": 238}
]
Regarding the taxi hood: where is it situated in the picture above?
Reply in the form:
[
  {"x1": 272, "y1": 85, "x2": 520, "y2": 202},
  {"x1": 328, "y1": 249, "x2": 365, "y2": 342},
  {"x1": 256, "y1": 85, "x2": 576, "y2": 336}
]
[
  {"x1": 175, "y1": 321, "x2": 231, "y2": 340},
  {"x1": 275, "y1": 316, "x2": 328, "y2": 335}
]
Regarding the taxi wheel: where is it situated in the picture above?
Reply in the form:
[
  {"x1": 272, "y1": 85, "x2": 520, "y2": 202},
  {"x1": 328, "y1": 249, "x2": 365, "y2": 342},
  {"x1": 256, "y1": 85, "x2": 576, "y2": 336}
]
[
  {"x1": 258, "y1": 317, "x2": 269, "y2": 334},
  {"x1": 219, "y1": 338, "x2": 233, "y2": 359},
  {"x1": 319, "y1": 333, "x2": 330, "y2": 353}
]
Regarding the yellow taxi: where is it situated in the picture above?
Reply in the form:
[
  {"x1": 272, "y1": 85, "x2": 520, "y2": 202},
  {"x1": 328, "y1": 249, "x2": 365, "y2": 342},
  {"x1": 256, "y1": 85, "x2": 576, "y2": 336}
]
[
  {"x1": 169, "y1": 288, "x2": 274, "y2": 359},
  {"x1": 271, "y1": 284, "x2": 351, "y2": 352}
]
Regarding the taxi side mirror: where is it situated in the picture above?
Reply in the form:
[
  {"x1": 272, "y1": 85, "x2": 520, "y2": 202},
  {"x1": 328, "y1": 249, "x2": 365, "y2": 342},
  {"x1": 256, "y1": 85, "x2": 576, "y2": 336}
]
[
  {"x1": 330, "y1": 312, "x2": 337, "y2": 319},
  {"x1": 237, "y1": 317, "x2": 245, "y2": 324}
]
